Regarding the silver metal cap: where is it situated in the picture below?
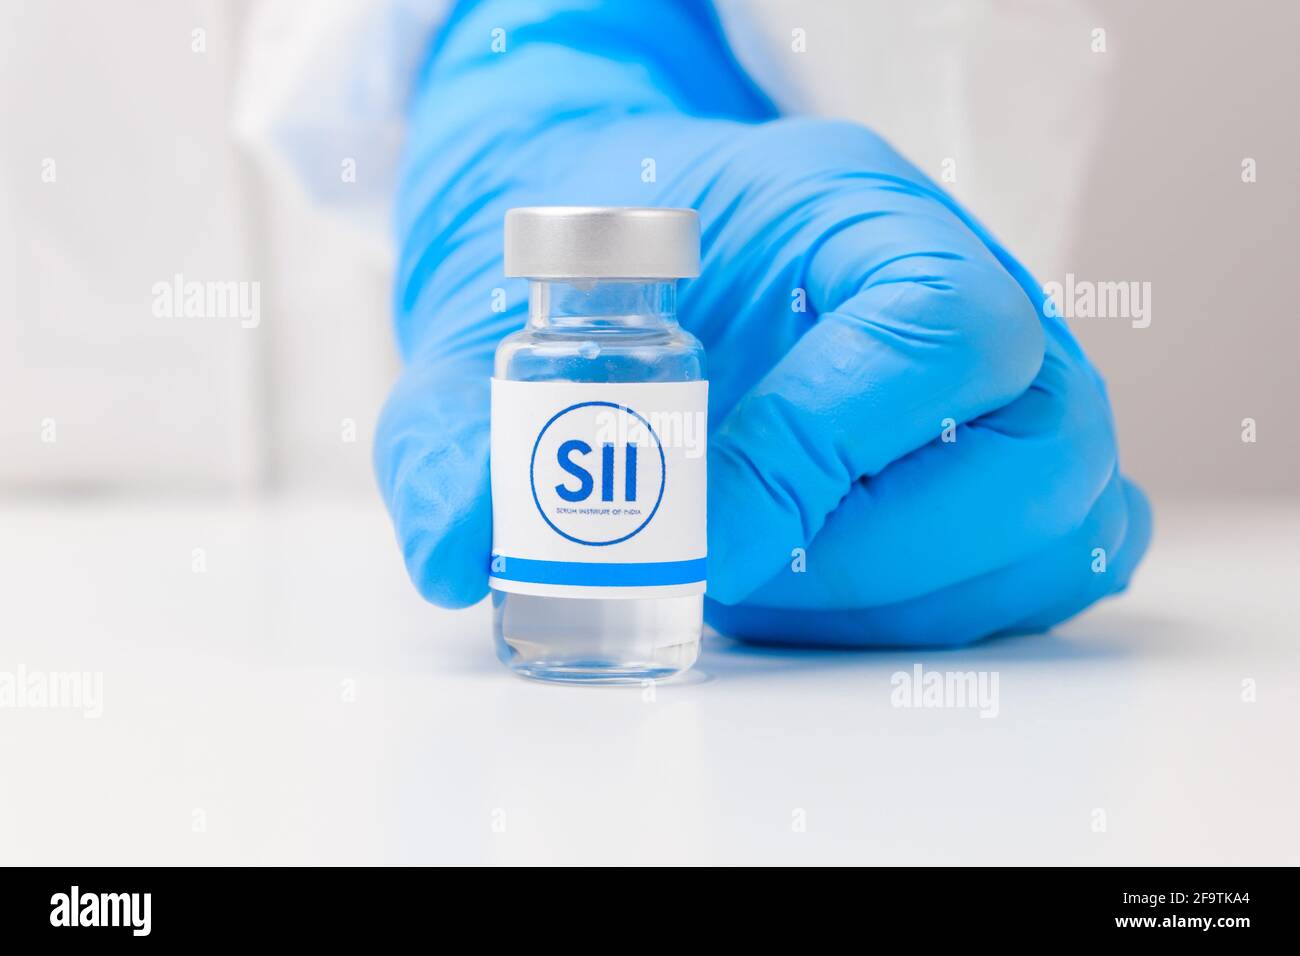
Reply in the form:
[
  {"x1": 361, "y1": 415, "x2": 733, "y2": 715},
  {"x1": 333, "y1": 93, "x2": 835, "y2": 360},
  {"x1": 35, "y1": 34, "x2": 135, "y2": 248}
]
[{"x1": 504, "y1": 206, "x2": 700, "y2": 279}]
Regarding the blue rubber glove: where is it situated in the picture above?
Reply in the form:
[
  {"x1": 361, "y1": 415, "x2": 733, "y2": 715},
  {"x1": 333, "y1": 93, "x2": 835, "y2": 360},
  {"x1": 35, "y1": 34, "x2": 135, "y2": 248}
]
[{"x1": 376, "y1": 0, "x2": 1151, "y2": 646}]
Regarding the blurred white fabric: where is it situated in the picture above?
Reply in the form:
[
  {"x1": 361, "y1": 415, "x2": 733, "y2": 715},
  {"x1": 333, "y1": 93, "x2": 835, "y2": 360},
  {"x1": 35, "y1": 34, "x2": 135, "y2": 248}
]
[
  {"x1": 232, "y1": 0, "x2": 448, "y2": 257},
  {"x1": 2, "y1": 0, "x2": 1106, "y2": 494}
]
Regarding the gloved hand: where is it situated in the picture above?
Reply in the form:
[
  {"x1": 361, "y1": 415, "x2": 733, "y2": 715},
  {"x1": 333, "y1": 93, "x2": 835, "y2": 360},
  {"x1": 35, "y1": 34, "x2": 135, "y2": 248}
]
[{"x1": 376, "y1": 0, "x2": 1151, "y2": 646}]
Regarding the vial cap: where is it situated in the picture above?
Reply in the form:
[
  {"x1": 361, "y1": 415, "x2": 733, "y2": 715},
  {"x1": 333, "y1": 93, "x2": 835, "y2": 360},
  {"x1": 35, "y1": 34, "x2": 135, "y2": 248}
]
[{"x1": 504, "y1": 206, "x2": 700, "y2": 279}]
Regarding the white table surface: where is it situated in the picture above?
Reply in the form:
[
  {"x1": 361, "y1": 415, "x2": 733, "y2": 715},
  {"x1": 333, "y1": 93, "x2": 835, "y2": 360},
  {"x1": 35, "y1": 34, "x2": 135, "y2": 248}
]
[{"x1": 1, "y1": 496, "x2": 1296, "y2": 866}]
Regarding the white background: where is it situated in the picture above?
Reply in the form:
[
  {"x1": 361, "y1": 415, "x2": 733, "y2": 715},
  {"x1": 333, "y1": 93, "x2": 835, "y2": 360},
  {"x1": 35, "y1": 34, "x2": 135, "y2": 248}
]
[{"x1": 1, "y1": 0, "x2": 1297, "y2": 865}]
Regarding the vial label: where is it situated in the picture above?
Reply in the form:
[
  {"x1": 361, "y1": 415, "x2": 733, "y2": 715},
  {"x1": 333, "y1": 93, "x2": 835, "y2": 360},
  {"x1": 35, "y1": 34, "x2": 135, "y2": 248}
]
[{"x1": 490, "y1": 378, "x2": 708, "y2": 599}]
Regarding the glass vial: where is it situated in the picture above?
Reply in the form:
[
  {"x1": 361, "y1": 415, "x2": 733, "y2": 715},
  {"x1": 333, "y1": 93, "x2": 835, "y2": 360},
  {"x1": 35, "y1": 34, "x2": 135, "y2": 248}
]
[{"x1": 490, "y1": 208, "x2": 707, "y2": 683}]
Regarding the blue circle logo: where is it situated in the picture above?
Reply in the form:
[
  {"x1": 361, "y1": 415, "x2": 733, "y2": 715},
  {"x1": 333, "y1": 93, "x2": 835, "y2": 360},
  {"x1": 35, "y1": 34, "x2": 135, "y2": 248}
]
[{"x1": 529, "y1": 401, "x2": 666, "y2": 546}]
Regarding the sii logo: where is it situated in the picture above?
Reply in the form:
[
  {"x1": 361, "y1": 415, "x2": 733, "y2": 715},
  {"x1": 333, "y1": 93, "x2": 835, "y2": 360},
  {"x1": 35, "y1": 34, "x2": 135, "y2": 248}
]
[{"x1": 530, "y1": 401, "x2": 666, "y2": 546}]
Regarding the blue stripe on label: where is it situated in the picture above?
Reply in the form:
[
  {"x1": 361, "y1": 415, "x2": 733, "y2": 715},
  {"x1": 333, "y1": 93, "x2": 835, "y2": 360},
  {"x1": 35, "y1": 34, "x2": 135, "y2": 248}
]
[{"x1": 489, "y1": 556, "x2": 706, "y2": 587}]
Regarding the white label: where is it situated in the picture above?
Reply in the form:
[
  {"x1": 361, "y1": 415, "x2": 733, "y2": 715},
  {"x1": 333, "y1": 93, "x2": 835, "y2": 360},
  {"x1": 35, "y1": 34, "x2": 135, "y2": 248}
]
[{"x1": 490, "y1": 378, "x2": 707, "y2": 599}]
